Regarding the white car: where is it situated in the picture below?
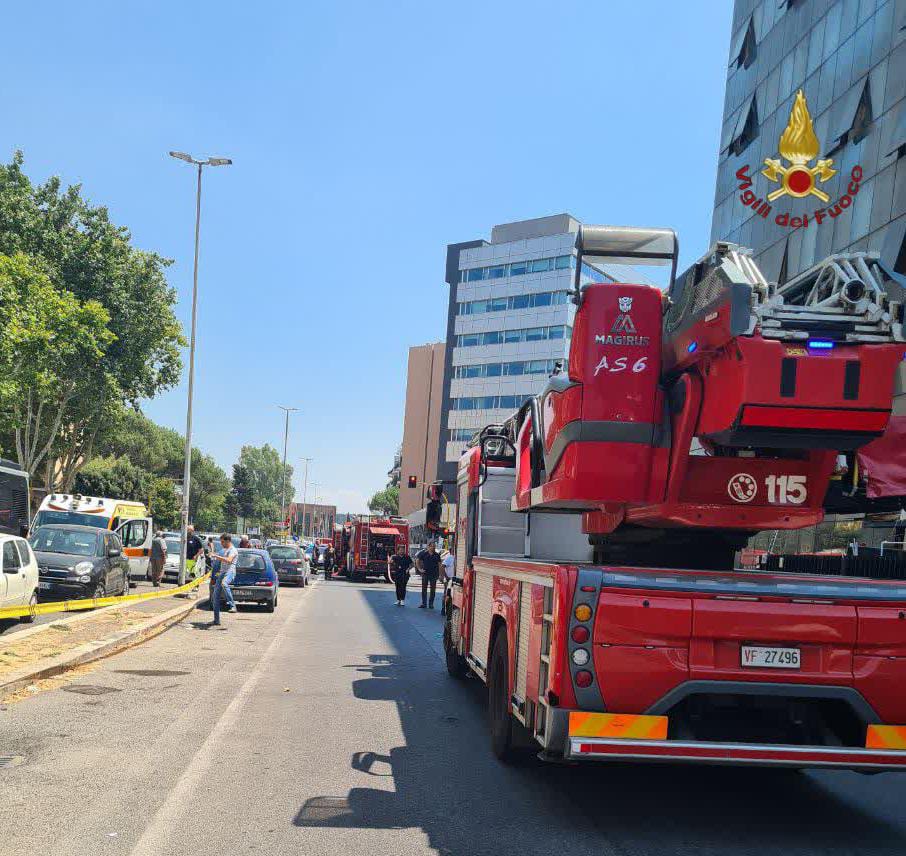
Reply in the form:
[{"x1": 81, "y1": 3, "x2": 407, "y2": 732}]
[{"x1": 1, "y1": 533, "x2": 39, "y2": 622}]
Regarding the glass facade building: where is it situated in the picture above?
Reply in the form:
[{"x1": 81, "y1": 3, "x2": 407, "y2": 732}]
[
  {"x1": 436, "y1": 214, "x2": 615, "y2": 485},
  {"x1": 711, "y1": 0, "x2": 906, "y2": 281}
]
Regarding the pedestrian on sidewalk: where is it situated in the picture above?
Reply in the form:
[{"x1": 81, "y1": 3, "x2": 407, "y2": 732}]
[
  {"x1": 210, "y1": 533, "x2": 238, "y2": 626},
  {"x1": 416, "y1": 540, "x2": 441, "y2": 609},
  {"x1": 150, "y1": 530, "x2": 167, "y2": 587},
  {"x1": 388, "y1": 544, "x2": 413, "y2": 606}
]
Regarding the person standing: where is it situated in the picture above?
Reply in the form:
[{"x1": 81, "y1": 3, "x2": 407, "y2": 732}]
[
  {"x1": 150, "y1": 530, "x2": 167, "y2": 587},
  {"x1": 441, "y1": 548, "x2": 455, "y2": 609},
  {"x1": 210, "y1": 533, "x2": 238, "y2": 626},
  {"x1": 182, "y1": 525, "x2": 204, "y2": 587},
  {"x1": 416, "y1": 540, "x2": 441, "y2": 609},
  {"x1": 388, "y1": 545, "x2": 413, "y2": 606}
]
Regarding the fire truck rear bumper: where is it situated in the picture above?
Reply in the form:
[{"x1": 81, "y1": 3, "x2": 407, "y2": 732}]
[{"x1": 565, "y1": 737, "x2": 906, "y2": 771}]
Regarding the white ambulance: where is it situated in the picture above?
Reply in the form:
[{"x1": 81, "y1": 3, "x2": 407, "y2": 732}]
[{"x1": 32, "y1": 493, "x2": 154, "y2": 582}]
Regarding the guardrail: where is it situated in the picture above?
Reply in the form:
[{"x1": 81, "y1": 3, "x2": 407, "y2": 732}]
[{"x1": 0, "y1": 573, "x2": 210, "y2": 622}]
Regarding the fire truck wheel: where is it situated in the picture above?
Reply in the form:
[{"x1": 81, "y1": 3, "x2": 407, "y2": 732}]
[
  {"x1": 488, "y1": 628, "x2": 515, "y2": 760},
  {"x1": 444, "y1": 610, "x2": 468, "y2": 679}
]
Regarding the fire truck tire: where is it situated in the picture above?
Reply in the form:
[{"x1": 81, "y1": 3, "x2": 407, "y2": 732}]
[
  {"x1": 488, "y1": 628, "x2": 515, "y2": 760},
  {"x1": 444, "y1": 610, "x2": 468, "y2": 679}
]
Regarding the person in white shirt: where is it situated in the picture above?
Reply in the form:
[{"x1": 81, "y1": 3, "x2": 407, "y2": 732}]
[
  {"x1": 211, "y1": 533, "x2": 238, "y2": 626},
  {"x1": 441, "y1": 549, "x2": 455, "y2": 610}
]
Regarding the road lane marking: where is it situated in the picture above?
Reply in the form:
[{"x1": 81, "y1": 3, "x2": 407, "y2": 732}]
[{"x1": 127, "y1": 586, "x2": 312, "y2": 856}]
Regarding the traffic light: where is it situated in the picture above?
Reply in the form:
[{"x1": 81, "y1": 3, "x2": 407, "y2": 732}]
[
  {"x1": 426, "y1": 498, "x2": 441, "y2": 530},
  {"x1": 408, "y1": 475, "x2": 417, "y2": 489}
]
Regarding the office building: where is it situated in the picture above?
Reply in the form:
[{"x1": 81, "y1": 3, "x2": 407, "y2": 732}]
[
  {"x1": 711, "y1": 0, "x2": 905, "y2": 279},
  {"x1": 436, "y1": 214, "x2": 619, "y2": 487},
  {"x1": 290, "y1": 502, "x2": 336, "y2": 539},
  {"x1": 398, "y1": 341, "x2": 445, "y2": 517}
]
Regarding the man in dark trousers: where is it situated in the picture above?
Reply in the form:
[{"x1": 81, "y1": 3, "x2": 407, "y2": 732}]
[
  {"x1": 416, "y1": 540, "x2": 441, "y2": 609},
  {"x1": 388, "y1": 544, "x2": 413, "y2": 606}
]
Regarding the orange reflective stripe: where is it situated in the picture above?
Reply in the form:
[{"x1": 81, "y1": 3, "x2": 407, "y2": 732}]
[
  {"x1": 866, "y1": 725, "x2": 906, "y2": 750},
  {"x1": 568, "y1": 712, "x2": 668, "y2": 740}
]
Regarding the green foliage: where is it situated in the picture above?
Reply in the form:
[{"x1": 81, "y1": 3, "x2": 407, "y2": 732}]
[
  {"x1": 238, "y1": 444, "x2": 294, "y2": 524},
  {"x1": 190, "y1": 449, "x2": 231, "y2": 530},
  {"x1": 149, "y1": 477, "x2": 181, "y2": 531},
  {"x1": 368, "y1": 485, "x2": 399, "y2": 516},
  {"x1": 74, "y1": 455, "x2": 151, "y2": 502},
  {"x1": 224, "y1": 463, "x2": 256, "y2": 523},
  {"x1": 0, "y1": 152, "x2": 184, "y2": 487}
]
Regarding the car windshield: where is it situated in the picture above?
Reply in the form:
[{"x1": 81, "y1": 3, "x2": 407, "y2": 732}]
[
  {"x1": 236, "y1": 551, "x2": 267, "y2": 571},
  {"x1": 269, "y1": 546, "x2": 300, "y2": 560},
  {"x1": 30, "y1": 527, "x2": 100, "y2": 557},
  {"x1": 165, "y1": 538, "x2": 181, "y2": 555},
  {"x1": 33, "y1": 510, "x2": 111, "y2": 530}
]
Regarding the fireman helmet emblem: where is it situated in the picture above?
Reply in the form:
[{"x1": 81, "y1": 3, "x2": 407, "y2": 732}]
[
  {"x1": 728, "y1": 473, "x2": 757, "y2": 504},
  {"x1": 762, "y1": 89, "x2": 837, "y2": 203},
  {"x1": 618, "y1": 296, "x2": 633, "y2": 313}
]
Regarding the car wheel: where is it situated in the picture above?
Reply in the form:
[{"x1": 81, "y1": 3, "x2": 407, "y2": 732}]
[
  {"x1": 93, "y1": 582, "x2": 107, "y2": 602},
  {"x1": 20, "y1": 591, "x2": 38, "y2": 624},
  {"x1": 120, "y1": 572, "x2": 130, "y2": 597},
  {"x1": 265, "y1": 595, "x2": 276, "y2": 613}
]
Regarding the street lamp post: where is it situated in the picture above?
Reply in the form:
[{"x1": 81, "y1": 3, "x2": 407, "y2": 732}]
[
  {"x1": 277, "y1": 406, "x2": 298, "y2": 543},
  {"x1": 311, "y1": 483, "x2": 321, "y2": 537},
  {"x1": 300, "y1": 457, "x2": 312, "y2": 538},
  {"x1": 169, "y1": 151, "x2": 231, "y2": 587}
]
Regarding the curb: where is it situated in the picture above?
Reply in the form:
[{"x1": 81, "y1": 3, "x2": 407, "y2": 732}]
[{"x1": 0, "y1": 598, "x2": 198, "y2": 697}]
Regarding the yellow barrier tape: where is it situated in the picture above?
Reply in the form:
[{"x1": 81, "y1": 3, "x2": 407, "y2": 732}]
[{"x1": 0, "y1": 573, "x2": 211, "y2": 621}]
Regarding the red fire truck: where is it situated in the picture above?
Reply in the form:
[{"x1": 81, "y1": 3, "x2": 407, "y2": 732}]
[
  {"x1": 444, "y1": 225, "x2": 906, "y2": 772},
  {"x1": 338, "y1": 515, "x2": 409, "y2": 581}
]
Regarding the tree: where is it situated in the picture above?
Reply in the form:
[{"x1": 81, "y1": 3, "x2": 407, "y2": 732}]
[
  {"x1": 149, "y1": 477, "x2": 181, "y2": 530},
  {"x1": 0, "y1": 153, "x2": 184, "y2": 488},
  {"x1": 368, "y1": 485, "x2": 399, "y2": 515},
  {"x1": 224, "y1": 463, "x2": 256, "y2": 524},
  {"x1": 189, "y1": 449, "x2": 230, "y2": 530},
  {"x1": 74, "y1": 455, "x2": 151, "y2": 502},
  {"x1": 238, "y1": 444, "x2": 294, "y2": 525},
  {"x1": 0, "y1": 252, "x2": 114, "y2": 473}
]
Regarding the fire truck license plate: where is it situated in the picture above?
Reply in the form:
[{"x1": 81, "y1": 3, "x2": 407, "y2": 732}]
[{"x1": 741, "y1": 645, "x2": 800, "y2": 669}]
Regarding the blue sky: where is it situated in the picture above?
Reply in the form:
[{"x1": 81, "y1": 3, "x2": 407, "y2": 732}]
[{"x1": 5, "y1": 0, "x2": 733, "y2": 513}]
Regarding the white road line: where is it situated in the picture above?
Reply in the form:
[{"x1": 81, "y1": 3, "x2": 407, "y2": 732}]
[{"x1": 127, "y1": 586, "x2": 313, "y2": 856}]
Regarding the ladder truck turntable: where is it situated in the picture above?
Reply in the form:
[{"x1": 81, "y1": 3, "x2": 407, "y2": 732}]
[{"x1": 444, "y1": 224, "x2": 906, "y2": 771}]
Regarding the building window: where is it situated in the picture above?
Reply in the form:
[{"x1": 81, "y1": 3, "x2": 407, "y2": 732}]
[
  {"x1": 450, "y1": 394, "x2": 535, "y2": 412},
  {"x1": 453, "y1": 359, "x2": 564, "y2": 379},
  {"x1": 455, "y1": 325, "x2": 571, "y2": 348},
  {"x1": 456, "y1": 290, "x2": 569, "y2": 316},
  {"x1": 459, "y1": 254, "x2": 611, "y2": 284},
  {"x1": 730, "y1": 16, "x2": 757, "y2": 70},
  {"x1": 828, "y1": 78, "x2": 873, "y2": 155},
  {"x1": 729, "y1": 95, "x2": 759, "y2": 156},
  {"x1": 449, "y1": 428, "x2": 475, "y2": 443}
]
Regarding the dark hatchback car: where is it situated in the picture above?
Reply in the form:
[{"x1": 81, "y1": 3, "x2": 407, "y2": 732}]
[
  {"x1": 30, "y1": 524, "x2": 130, "y2": 600},
  {"x1": 267, "y1": 544, "x2": 308, "y2": 587},
  {"x1": 230, "y1": 549, "x2": 279, "y2": 611}
]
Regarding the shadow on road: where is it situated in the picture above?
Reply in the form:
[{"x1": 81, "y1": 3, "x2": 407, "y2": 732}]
[{"x1": 293, "y1": 587, "x2": 906, "y2": 856}]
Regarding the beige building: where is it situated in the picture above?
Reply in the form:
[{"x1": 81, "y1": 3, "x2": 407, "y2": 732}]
[{"x1": 399, "y1": 342, "x2": 445, "y2": 518}]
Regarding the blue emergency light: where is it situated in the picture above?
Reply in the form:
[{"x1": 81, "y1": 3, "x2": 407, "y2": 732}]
[
  {"x1": 807, "y1": 339, "x2": 835, "y2": 350},
  {"x1": 687, "y1": 341, "x2": 698, "y2": 353}
]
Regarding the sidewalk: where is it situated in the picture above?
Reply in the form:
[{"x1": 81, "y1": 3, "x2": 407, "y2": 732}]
[{"x1": 0, "y1": 595, "x2": 198, "y2": 700}]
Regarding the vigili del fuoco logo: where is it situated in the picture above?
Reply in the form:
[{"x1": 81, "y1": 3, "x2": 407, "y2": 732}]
[{"x1": 734, "y1": 89, "x2": 862, "y2": 230}]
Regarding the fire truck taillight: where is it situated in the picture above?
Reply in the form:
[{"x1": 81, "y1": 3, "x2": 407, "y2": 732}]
[
  {"x1": 572, "y1": 649, "x2": 590, "y2": 666},
  {"x1": 571, "y1": 626, "x2": 590, "y2": 644},
  {"x1": 575, "y1": 670, "x2": 593, "y2": 688}
]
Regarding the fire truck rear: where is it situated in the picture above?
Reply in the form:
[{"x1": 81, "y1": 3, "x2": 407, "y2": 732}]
[
  {"x1": 444, "y1": 225, "x2": 906, "y2": 771},
  {"x1": 341, "y1": 515, "x2": 410, "y2": 581}
]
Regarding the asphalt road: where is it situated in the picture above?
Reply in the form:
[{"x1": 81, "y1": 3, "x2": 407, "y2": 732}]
[{"x1": 3, "y1": 577, "x2": 906, "y2": 856}]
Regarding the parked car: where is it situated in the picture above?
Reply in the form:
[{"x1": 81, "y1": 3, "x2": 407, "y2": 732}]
[
  {"x1": 0, "y1": 533, "x2": 40, "y2": 622},
  {"x1": 268, "y1": 544, "x2": 309, "y2": 587},
  {"x1": 162, "y1": 534, "x2": 182, "y2": 581},
  {"x1": 30, "y1": 524, "x2": 130, "y2": 600},
  {"x1": 230, "y1": 549, "x2": 279, "y2": 611}
]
